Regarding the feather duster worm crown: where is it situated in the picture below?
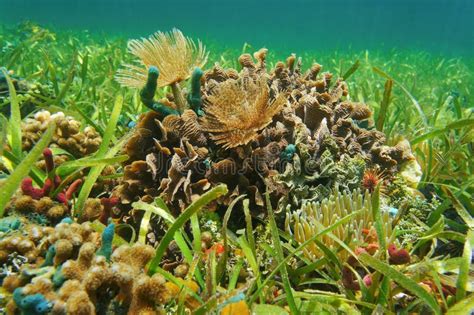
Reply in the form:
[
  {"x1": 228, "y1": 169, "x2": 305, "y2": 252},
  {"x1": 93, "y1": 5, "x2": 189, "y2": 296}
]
[
  {"x1": 285, "y1": 189, "x2": 392, "y2": 260},
  {"x1": 201, "y1": 72, "x2": 287, "y2": 149},
  {"x1": 115, "y1": 28, "x2": 208, "y2": 88}
]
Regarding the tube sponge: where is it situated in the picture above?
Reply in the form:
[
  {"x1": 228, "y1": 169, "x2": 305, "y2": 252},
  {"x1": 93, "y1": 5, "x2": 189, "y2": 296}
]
[
  {"x1": 140, "y1": 66, "x2": 179, "y2": 118},
  {"x1": 187, "y1": 67, "x2": 204, "y2": 116},
  {"x1": 140, "y1": 66, "x2": 159, "y2": 107},
  {"x1": 40, "y1": 245, "x2": 56, "y2": 267},
  {"x1": 96, "y1": 222, "x2": 115, "y2": 261},
  {"x1": 13, "y1": 288, "x2": 52, "y2": 315}
]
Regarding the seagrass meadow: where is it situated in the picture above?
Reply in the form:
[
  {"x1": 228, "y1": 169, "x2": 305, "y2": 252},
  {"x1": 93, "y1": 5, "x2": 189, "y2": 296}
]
[{"x1": 0, "y1": 19, "x2": 473, "y2": 315}]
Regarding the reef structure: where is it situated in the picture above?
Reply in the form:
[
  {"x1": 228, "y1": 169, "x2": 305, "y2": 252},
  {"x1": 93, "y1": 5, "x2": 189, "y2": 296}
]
[
  {"x1": 113, "y1": 41, "x2": 416, "y2": 234},
  {"x1": 1, "y1": 219, "x2": 177, "y2": 315}
]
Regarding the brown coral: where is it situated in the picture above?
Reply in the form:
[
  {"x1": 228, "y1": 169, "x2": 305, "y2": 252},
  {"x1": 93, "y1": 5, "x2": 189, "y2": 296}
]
[
  {"x1": 0, "y1": 234, "x2": 40, "y2": 264},
  {"x1": 114, "y1": 47, "x2": 416, "y2": 230},
  {"x1": 22, "y1": 111, "x2": 101, "y2": 157},
  {"x1": 162, "y1": 110, "x2": 207, "y2": 146},
  {"x1": 128, "y1": 274, "x2": 170, "y2": 314}
]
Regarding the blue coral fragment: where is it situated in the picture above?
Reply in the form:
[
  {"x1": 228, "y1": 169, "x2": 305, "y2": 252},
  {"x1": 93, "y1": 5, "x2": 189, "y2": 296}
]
[
  {"x1": 60, "y1": 217, "x2": 73, "y2": 224},
  {"x1": 52, "y1": 265, "x2": 66, "y2": 289},
  {"x1": 96, "y1": 221, "x2": 115, "y2": 261},
  {"x1": 13, "y1": 288, "x2": 52, "y2": 315},
  {"x1": 41, "y1": 244, "x2": 56, "y2": 267},
  {"x1": 280, "y1": 144, "x2": 297, "y2": 162}
]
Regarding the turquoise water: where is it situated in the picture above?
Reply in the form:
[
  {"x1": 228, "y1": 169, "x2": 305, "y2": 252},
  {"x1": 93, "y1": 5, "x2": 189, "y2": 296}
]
[{"x1": 1, "y1": 0, "x2": 473, "y2": 56}]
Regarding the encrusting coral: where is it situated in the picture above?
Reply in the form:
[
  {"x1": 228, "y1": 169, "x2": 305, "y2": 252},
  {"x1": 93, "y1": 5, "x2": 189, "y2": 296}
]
[
  {"x1": 2, "y1": 219, "x2": 176, "y2": 315},
  {"x1": 21, "y1": 110, "x2": 101, "y2": 157}
]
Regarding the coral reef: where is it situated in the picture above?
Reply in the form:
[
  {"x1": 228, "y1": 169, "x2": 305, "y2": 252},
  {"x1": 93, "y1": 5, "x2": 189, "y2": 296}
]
[
  {"x1": 114, "y1": 46, "x2": 416, "y2": 227},
  {"x1": 21, "y1": 110, "x2": 101, "y2": 157},
  {"x1": 284, "y1": 188, "x2": 392, "y2": 260},
  {"x1": 2, "y1": 27, "x2": 460, "y2": 314},
  {"x1": 2, "y1": 220, "x2": 175, "y2": 315}
]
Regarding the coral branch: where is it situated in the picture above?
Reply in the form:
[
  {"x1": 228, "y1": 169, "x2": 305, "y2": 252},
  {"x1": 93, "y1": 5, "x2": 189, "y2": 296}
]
[
  {"x1": 42, "y1": 148, "x2": 55, "y2": 174},
  {"x1": 21, "y1": 178, "x2": 44, "y2": 200},
  {"x1": 65, "y1": 179, "x2": 82, "y2": 201}
]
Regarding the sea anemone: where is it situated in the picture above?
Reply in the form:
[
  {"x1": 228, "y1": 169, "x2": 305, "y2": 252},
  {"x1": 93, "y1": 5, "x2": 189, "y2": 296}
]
[
  {"x1": 361, "y1": 168, "x2": 386, "y2": 193},
  {"x1": 285, "y1": 189, "x2": 392, "y2": 261},
  {"x1": 201, "y1": 73, "x2": 286, "y2": 149}
]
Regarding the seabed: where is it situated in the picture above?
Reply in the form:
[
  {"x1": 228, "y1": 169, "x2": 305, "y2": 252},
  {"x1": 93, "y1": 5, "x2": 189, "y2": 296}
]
[{"x1": 0, "y1": 23, "x2": 473, "y2": 315}]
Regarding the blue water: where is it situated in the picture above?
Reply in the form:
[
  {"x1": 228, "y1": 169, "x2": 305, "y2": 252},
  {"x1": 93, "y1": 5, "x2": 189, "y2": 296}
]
[{"x1": 1, "y1": 0, "x2": 473, "y2": 56}]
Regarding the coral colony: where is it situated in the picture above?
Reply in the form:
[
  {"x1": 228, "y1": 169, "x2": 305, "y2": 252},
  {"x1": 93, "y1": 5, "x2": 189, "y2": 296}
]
[{"x1": 0, "y1": 28, "x2": 468, "y2": 314}]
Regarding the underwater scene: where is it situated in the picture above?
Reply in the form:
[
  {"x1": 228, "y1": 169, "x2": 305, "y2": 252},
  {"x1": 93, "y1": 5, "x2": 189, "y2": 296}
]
[{"x1": 0, "y1": 0, "x2": 473, "y2": 314}]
